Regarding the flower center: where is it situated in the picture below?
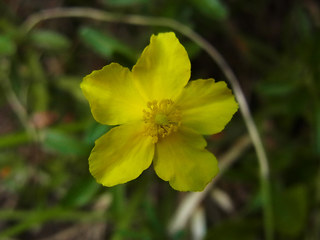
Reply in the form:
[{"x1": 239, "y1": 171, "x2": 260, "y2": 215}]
[{"x1": 143, "y1": 99, "x2": 181, "y2": 143}]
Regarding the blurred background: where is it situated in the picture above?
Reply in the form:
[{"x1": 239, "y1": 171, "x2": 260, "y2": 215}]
[{"x1": 0, "y1": 0, "x2": 319, "y2": 239}]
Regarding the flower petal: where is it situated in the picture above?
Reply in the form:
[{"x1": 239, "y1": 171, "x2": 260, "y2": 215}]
[
  {"x1": 176, "y1": 79, "x2": 238, "y2": 135},
  {"x1": 89, "y1": 122, "x2": 154, "y2": 187},
  {"x1": 81, "y1": 63, "x2": 145, "y2": 125},
  {"x1": 132, "y1": 32, "x2": 191, "y2": 101},
  {"x1": 153, "y1": 127, "x2": 218, "y2": 191}
]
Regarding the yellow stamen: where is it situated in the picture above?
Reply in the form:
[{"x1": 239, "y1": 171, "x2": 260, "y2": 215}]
[{"x1": 143, "y1": 99, "x2": 181, "y2": 143}]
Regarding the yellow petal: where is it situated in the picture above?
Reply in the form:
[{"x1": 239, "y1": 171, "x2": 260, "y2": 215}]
[
  {"x1": 81, "y1": 63, "x2": 145, "y2": 125},
  {"x1": 153, "y1": 127, "x2": 218, "y2": 191},
  {"x1": 176, "y1": 79, "x2": 238, "y2": 135},
  {"x1": 132, "y1": 32, "x2": 191, "y2": 101},
  {"x1": 89, "y1": 122, "x2": 154, "y2": 187}
]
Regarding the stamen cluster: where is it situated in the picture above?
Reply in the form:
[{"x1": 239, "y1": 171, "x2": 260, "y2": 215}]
[{"x1": 143, "y1": 99, "x2": 181, "y2": 143}]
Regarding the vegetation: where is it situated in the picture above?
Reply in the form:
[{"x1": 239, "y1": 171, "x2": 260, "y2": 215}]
[{"x1": 0, "y1": 0, "x2": 319, "y2": 239}]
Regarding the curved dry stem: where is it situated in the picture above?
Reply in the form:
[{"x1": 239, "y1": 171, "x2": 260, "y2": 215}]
[{"x1": 22, "y1": 7, "x2": 273, "y2": 239}]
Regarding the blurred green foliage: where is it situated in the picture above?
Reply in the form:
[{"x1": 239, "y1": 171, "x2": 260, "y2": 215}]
[
  {"x1": 0, "y1": 0, "x2": 319, "y2": 239},
  {"x1": 79, "y1": 26, "x2": 138, "y2": 61},
  {"x1": 30, "y1": 30, "x2": 71, "y2": 51}
]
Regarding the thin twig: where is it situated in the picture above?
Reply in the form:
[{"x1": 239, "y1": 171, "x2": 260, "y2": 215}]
[{"x1": 22, "y1": 8, "x2": 273, "y2": 239}]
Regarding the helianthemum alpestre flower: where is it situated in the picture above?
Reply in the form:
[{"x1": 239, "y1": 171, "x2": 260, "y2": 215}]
[{"x1": 81, "y1": 32, "x2": 238, "y2": 191}]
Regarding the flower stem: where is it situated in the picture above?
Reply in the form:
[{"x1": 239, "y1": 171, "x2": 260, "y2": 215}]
[{"x1": 22, "y1": 8, "x2": 273, "y2": 239}]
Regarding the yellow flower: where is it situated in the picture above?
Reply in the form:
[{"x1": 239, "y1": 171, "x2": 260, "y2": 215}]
[{"x1": 81, "y1": 32, "x2": 238, "y2": 191}]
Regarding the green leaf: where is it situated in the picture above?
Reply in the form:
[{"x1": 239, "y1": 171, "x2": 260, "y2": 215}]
[
  {"x1": 256, "y1": 81, "x2": 297, "y2": 96},
  {"x1": 53, "y1": 76, "x2": 86, "y2": 102},
  {"x1": 42, "y1": 130, "x2": 89, "y2": 156},
  {"x1": 189, "y1": 0, "x2": 228, "y2": 21},
  {"x1": 84, "y1": 122, "x2": 111, "y2": 145},
  {"x1": 274, "y1": 185, "x2": 308, "y2": 236},
  {"x1": 61, "y1": 177, "x2": 100, "y2": 208},
  {"x1": 0, "y1": 132, "x2": 31, "y2": 149},
  {"x1": 0, "y1": 34, "x2": 16, "y2": 56},
  {"x1": 30, "y1": 30, "x2": 71, "y2": 51},
  {"x1": 184, "y1": 41, "x2": 202, "y2": 59},
  {"x1": 79, "y1": 27, "x2": 137, "y2": 61}
]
